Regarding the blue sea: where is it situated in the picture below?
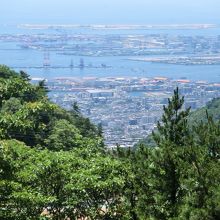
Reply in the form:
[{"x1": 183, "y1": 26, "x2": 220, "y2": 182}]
[{"x1": 1, "y1": 24, "x2": 220, "y2": 82}]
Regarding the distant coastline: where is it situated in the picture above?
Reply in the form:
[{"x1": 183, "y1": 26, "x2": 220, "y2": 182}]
[
  {"x1": 17, "y1": 24, "x2": 217, "y2": 30},
  {"x1": 128, "y1": 55, "x2": 220, "y2": 65}
]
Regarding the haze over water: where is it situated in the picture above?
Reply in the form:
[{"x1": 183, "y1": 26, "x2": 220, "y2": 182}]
[{"x1": 1, "y1": 0, "x2": 220, "y2": 25}]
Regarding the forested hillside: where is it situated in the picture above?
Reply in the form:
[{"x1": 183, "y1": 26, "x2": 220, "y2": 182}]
[
  {"x1": 137, "y1": 96, "x2": 220, "y2": 148},
  {"x1": 0, "y1": 66, "x2": 219, "y2": 219},
  {"x1": 190, "y1": 97, "x2": 220, "y2": 123}
]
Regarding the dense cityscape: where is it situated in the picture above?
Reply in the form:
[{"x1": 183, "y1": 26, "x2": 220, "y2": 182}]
[{"x1": 45, "y1": 76, "x2": 220, "y2": 147}]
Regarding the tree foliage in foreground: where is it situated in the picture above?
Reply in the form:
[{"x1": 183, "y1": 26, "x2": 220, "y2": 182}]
[
  {"x1": 115, "y1": 88, "x2": 220, "y2": 220},
  {"x1": 0, "y1": 140, "x2": 126, "y2": 219},
  {"x1": 0, "y1": 66, "x2": 219, "y2": 219}
]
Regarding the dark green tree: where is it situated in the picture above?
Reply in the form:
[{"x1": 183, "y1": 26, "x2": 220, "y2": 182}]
[
  {"x1": 36, "y1": 79, "x2": 49, "y2": 98},
  {"x1": 72, "y1": 101, "x2": 80, "y2": 116},
  {"x1": 97, "y1": 123, "x2": 103, "y2": 137},
  {"x1": 177, "y1": 112, "x2": 220, "y2": 219},
  {"x1": 19, "y1": 70, "x2": 31, "y2": 81},
  {"x1": 153, "y1": 87, "x2": 191, "y2": 146},
  {"x1": 149, "y1": 88, "x2": 192, "y2": 219}
]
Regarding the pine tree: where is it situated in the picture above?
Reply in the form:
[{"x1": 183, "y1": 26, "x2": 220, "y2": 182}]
[
  {"x1": 37, "y1": 79, "x2": 49, "y2": 96},
  {"x1": 150, "y1": 87, "x2": 192, "y2": 219},
  {"x1": 194, "y1": 110, "x2": 220, "y2": 159},
  {"x1": 19, "y1": 70, "x2": 30, "y2": 81},
  {"x1": 71, "y1": 101, "x2": 80, "y2": 116},
  {"x1": 97, "y1": 123, "x2": 103, "y2": 137},
  {"x1": 153, "y1": 87, "x2": 191, "y2": 146}
]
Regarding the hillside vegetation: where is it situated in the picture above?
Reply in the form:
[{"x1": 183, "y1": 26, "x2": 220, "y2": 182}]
[
  {"x1": 138, "y1": 97, "x2": 220, "y2": 148},
  {"x1": 0, "y1": 66, "x2": 219, "y2": 220},
  {"x1": 190, "y1": 97, "x2": 220, "y2": 123}
]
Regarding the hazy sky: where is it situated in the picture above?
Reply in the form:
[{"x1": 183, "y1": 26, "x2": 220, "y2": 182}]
[{"x1": 1, "y1": 0, "x2": 220, "y2": 24}]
